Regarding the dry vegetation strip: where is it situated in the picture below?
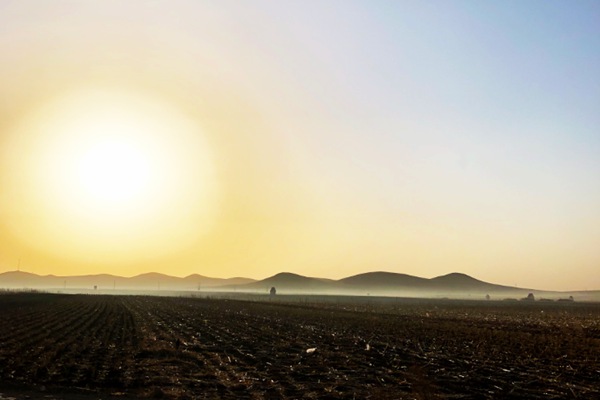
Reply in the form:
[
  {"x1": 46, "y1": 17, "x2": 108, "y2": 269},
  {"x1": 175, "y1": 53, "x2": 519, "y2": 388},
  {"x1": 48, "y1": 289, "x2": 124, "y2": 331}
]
[{"x1": 0, "y1": 293, "x2": 599, "y2": 399}]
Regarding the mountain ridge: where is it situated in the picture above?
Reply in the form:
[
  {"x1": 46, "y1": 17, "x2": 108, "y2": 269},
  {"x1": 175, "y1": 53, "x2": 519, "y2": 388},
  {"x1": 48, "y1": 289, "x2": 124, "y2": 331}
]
[
  {"x1": 236, "y1": 270, "x2": 533, "y2": 296},
  {"x1": 1, "y1": 270, "x2": 594, "y2": 299},
  {"x1": 0, "y1": 270, "x2": 255, "y2": 290}
]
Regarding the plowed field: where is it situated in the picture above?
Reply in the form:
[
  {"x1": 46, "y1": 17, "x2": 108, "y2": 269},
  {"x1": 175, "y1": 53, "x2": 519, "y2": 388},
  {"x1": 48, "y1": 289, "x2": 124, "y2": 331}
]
[{"x1": 0, "y1": 293, "x2": 598, "y2": 399}]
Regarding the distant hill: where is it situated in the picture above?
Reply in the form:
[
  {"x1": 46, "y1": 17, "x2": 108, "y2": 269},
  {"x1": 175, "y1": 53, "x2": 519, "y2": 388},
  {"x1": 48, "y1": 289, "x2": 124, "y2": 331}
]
[
  {"x1": 428, "y1": 272, "x2": 516, "y2": 291},
  {"x1": 1, "y1": 270, "x2": 594, "y2": 300},
  {"x1": 183, "y1": 274, "x2": 254, "y2": 287},
  {"x1": 238, "y1": 272, "x2": 337, "y2": 293},
  {"x1": 232, "y1": 271, "x2": 537, "y2": 298},
  {"x1": 338, "y1": 271, "x2": 516, "y2": 292},
  {"x1": 0, "y1": 270, "x2": 256, "y2": 291},
  {"x1": 0, "y1": 271, "x2": 44, "y2": 286},
  {"x1": 339, "y1": 271, "x2": 429, "y2": 288}
]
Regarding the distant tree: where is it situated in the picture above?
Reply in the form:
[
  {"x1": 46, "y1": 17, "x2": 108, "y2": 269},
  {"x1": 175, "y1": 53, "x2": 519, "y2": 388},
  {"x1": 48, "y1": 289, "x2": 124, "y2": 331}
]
[
  {"x1": 522, "y1": 292, "x2": 535, "y2": 301},
  {"x1": 485, "y1": 294, "x2": 490, "y2": 300},
  {"x1": 558, "y1": 295, "x2": 575, "y2": 302},
  {"x1": 270, "y1": 287, "x2": 276, "y2": 296}
]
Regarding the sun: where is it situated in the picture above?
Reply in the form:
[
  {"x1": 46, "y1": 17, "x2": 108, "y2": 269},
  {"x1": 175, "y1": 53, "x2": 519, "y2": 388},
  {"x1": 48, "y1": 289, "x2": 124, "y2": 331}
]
[
  {"x1": 1, "y1": 87, "x2": 217, "y2": 265},
  {"x1": 76, "y1": 137, "x2": 152, "y2": 204},
  {"x1": 47, "y1": 100, "x2": 167, "y2": 213}
]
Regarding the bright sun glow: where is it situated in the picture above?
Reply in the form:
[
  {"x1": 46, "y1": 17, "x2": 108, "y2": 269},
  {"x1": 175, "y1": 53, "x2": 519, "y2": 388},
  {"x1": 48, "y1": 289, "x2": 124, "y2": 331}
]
[
  {"x1": 76, "y1": 138, "x2": 152, "y2": 204},
  {"x1": 2, "y1": 87, "x2": 217, "y2": 265},
  {"x1": 50, "y1": 105, "x2": 164, "y2": 211}
]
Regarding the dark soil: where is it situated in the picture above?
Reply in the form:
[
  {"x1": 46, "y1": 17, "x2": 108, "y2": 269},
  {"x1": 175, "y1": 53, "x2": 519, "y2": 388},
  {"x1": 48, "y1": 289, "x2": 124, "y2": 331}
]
[{"x1": 0, "y1": 293, "x2": 598, "y2": 399}]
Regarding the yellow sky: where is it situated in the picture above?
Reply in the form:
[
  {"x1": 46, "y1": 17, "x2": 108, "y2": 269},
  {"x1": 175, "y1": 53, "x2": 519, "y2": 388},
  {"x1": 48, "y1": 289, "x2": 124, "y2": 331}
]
[{"x1": 1, "y1": 2, "x2": 599, "y2": 291}]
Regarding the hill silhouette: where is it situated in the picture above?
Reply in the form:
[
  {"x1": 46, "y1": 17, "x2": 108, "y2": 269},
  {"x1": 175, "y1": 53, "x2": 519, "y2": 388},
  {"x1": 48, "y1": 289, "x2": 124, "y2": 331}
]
[
  {"x1": 427, "y1": 273, "x2": 514, "y2": 290},
  {"x1": 241, "y1": 272, "x2": 337, "y2": 292},
  {"x1": 0, "y1": 271, "x2": 256, "y2": 291},
  {"x1": 218, "y1": 271, "x2": 537, "y2": 297},
  {"x1": 234, "y1": 271, "x2": 539, "y2": 297},
  {"x1": 339, "y1": 271, "x2": 429, "y2": 288},
  {"x1": 183, "y1": 274, "x2": 254, "y2": 287},
  {"x1": 2, "y1": 270, "x2": 596, "y2": 300}
]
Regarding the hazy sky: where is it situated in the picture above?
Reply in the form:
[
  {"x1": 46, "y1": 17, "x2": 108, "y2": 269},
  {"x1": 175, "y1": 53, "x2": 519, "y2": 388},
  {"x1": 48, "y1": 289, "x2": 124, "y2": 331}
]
[{"x1": 0, "y1": 1, "x2": 598, "y2": 291}]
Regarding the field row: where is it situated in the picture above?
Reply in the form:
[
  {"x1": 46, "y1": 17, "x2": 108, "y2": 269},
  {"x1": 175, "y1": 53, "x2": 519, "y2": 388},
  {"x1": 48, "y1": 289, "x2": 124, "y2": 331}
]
[{"x1": 0, "y1": 293, "x2": 599, "y2": 399}]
